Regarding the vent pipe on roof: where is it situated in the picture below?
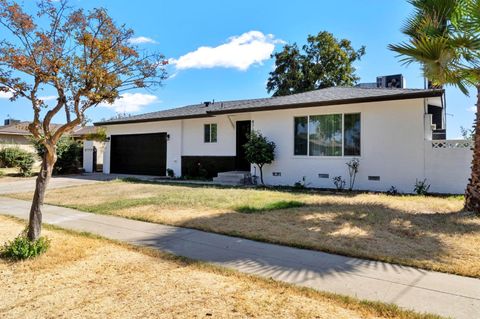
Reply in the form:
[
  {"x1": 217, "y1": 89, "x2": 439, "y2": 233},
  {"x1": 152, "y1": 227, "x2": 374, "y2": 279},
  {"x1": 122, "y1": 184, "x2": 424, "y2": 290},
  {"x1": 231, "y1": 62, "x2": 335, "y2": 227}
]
[{"x1": 203, "y1": 100, "x2": 215, "y2": 107}]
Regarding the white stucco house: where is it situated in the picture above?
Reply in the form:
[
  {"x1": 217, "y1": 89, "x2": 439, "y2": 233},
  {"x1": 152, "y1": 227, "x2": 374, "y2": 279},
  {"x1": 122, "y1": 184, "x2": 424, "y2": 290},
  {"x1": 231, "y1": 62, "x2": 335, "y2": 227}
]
[{"x1": 91, "y1": 86, "x2": 473, "y2": 194}]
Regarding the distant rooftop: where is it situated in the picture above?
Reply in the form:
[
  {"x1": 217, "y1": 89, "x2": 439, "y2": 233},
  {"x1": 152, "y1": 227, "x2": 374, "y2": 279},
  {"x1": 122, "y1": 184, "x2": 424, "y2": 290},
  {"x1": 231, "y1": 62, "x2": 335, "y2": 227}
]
[
  {"x1": 95, "y1": 86, "x2": 443, "y2": 126},
  {"x1": 0, "y1": 120, "x2": 93, "y2": 137},
  {"x1": 0, "y1": 121, "x2": 32, "y2": 136}
]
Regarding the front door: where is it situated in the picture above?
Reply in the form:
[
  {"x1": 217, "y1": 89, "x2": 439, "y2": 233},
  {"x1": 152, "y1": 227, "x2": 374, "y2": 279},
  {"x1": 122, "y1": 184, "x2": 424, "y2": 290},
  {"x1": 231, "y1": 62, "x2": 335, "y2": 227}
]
[
  {"x1": 236, "y1": 120, "x2": 251, "y2": 171},
  {"x1": 92, "y1": 146, "x2": 97, "y2": 172}
]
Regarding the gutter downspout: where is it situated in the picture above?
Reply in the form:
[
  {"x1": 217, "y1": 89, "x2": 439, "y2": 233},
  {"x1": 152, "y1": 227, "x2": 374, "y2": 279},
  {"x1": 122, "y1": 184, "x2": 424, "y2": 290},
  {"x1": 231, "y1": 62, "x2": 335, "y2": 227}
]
[
  {"x1": 180, "y1": 119, "x2": 184, "y2": 175},
  {"x1": 442, "y1": 89, "x2": 447, "y2": 131},
  {"x1": 423, "y1": 97, "x2": 428, "y2": 181}
]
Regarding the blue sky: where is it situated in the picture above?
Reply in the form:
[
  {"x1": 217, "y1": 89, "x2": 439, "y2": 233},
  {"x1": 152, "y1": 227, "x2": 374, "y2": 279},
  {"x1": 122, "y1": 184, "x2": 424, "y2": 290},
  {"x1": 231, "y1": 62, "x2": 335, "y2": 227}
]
[{"x1": 0, "y1": 0, "x2": 476, "y2": 138}]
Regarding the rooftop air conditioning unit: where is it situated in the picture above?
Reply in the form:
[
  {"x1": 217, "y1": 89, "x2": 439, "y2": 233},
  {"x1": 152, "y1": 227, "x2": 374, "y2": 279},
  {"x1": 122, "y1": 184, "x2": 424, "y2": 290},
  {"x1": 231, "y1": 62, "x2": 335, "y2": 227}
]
[
  {"x1": 4, "y1": 119, "x2": 20, "y2": 126},
  {"x1": 376, "y1": 74, "x2": 405, "y2": 88}
]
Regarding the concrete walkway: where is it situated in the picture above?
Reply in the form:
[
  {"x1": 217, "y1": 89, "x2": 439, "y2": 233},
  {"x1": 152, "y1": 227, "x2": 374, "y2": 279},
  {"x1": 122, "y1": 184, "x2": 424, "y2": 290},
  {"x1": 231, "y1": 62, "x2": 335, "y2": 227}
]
[
  {"x1": 0, "y1": 197, "x2": 478, "y2": 319},
  {"x1": 0, "y1": 174, "x2": 112, "y2": 194}
]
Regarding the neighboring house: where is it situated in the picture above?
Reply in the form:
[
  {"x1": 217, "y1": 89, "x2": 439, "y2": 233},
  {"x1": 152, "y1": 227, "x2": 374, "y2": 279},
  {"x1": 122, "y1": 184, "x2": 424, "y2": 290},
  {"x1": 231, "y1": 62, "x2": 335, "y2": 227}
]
[
  {"x1": 0, "y1": 119, "x2": 105, "y2": 170},
  {"x1": 94, "y1": 86, "x2": 472, "y2": 194},
  {"x1": 0, "y1": 119, "x2": 88, "y2": 145},
  {"x1": 0, "y1": 120, "x2": 39, "y2": 153}
]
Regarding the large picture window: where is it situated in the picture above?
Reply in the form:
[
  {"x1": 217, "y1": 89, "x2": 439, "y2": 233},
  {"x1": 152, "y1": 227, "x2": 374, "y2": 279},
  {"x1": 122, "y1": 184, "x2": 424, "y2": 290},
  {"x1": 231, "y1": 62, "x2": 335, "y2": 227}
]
[
  {"x1": 204, "y1": 123, "x2": 217, "y2": 143},
  {"x1": 294, "y1": 113, "x2": 360, "y2": 157},
  {"x1": 294, "y1": 117, "x2": 308, "y2": 155},
  {"x1": 344, "y1": 113, "x2": 361, "y2": 156}
]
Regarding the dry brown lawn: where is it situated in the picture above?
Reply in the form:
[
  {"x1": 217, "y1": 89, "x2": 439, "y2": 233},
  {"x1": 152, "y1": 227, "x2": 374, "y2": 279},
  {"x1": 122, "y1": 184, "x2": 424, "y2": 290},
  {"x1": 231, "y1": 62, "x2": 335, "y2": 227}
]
[
  {"x1": 10, "y1": 180, "x2": 480, "y2": 278},
  {"x1": 0, "y1": 216, "x2": 438, "y2": 319},
  {"x1": 0, "y1": 167, "x2": 37, "y2": 182}
]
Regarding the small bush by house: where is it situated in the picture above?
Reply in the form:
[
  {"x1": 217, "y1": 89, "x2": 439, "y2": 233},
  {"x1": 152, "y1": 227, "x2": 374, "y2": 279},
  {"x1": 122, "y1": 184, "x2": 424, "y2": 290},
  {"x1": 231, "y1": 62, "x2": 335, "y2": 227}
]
[
  {"x1": 34, "y1": 136, "x2": 83, "y2": 175},
  {"x1": 0, "y1": 147, "x2": 36, "y2": 176}
]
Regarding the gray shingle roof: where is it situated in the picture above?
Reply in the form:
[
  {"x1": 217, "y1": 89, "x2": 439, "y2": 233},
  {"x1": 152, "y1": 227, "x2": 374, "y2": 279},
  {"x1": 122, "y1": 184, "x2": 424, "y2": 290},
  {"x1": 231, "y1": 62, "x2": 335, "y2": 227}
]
[
  {"x1": 0, "y1": 121, "x2": 31, "y2": 135},
  {"x1": 0, "y1": 121, "x2": 85, "y2": 136},
  {"x1": 95, "y1": 87, "x2": 443, "y2": 125}
]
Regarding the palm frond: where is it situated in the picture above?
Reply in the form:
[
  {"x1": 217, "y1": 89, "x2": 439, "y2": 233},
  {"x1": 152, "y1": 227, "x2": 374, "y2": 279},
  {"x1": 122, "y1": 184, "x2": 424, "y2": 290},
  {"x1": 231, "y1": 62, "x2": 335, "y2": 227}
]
[
  {"x1": 464, "y1": 0, "x2": 480, "y2": 31},
  {"x1": 390, "y1": 0, "x2": 479, "y2": 94}
]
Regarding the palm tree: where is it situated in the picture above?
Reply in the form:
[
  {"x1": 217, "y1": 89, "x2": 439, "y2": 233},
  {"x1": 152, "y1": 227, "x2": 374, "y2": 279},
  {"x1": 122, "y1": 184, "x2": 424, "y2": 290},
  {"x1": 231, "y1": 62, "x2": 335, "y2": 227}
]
[{"x1": 389, "y1": 0, "x2": 480, "y2": 214}]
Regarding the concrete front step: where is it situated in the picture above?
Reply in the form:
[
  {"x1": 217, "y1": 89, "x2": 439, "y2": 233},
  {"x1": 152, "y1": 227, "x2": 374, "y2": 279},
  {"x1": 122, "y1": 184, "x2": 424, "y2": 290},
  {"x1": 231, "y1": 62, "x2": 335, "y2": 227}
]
[
  {"x1": 213, "y1": 171, "x2": 251, "y2": 185},
  {"x1": 212, "y1": 177, "x2": 244, "y2": 184},
  {"x1": 217, "y1": 171, "x2": 251, "y2": 178}
]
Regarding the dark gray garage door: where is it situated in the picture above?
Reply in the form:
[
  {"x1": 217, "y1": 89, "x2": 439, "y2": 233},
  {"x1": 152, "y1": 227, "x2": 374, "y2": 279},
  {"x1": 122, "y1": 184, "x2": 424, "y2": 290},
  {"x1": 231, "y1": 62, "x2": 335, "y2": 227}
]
[{"x1": 110, "y1": 133, "x2": 167, "y2": 176}]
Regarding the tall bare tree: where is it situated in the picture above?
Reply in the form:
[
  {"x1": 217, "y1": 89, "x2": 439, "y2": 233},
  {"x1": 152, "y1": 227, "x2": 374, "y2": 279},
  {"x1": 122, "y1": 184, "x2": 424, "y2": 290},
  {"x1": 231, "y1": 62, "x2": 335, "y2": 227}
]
[{"x1": 0, "y1": 0, "x2": 167, "y2": 240}]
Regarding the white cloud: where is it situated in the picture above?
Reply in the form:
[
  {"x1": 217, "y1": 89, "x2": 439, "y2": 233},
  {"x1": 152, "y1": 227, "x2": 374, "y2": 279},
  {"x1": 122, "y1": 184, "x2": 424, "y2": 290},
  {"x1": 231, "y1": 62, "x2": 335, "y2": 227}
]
[
  {"x1": 100, "y1": 93, "x2": 158, "y2": 113},
  {"x1": 168, "y1": 71, "x2": 179, "y2": 79},
  {"x1": 0, "y1": 91, "x2": 12, "y2": 99},
  {"x1": 170, "y1": 31, "x2": 283, "y2": 71},
  {"x1": 39, "y1": 95, "x2": 57, "y2": 101},
  {"x1": 467, "y1": 106, "x2": 477, "y2": 112},
  {"x1": 128, "y1": 36, "x2": 157, "y2": 44}
]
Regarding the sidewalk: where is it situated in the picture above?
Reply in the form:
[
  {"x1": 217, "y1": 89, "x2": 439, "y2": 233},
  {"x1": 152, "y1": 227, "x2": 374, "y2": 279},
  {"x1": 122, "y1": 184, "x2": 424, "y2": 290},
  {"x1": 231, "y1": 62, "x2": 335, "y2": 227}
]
[
  {"x1": 0, "y1": 174, "x2": 108, "y2": 194},
  {"x1": 0, "y1": 196, "x2": 478, "y2": 319}
]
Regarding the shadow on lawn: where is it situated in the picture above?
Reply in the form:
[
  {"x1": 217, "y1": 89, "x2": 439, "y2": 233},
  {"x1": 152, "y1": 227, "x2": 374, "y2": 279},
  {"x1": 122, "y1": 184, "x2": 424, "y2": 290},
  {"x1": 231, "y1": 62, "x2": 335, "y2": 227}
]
[
  {"x1": 132, "y1": 215, "x2": 432, "y2": 286},
  {"x1": 126, "y1": 202, "x2": 479, "y2": 300},
  {"x1": 169, "y1": 200, "x2": 479, "y2": 275}
]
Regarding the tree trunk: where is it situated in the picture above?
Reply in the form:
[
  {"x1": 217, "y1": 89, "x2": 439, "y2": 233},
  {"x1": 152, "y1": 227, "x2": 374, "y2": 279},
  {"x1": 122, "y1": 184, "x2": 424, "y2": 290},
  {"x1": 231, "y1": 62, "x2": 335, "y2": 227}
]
[
  {"x1": 27, "y1": 148, "x2": 56, "y2": 241},
  {"x1": 259, "y1": 164, "x2": 264, "y2": 185},
  {"x1": 465, "y1": 84, "x2": 480, "y2": 214}
]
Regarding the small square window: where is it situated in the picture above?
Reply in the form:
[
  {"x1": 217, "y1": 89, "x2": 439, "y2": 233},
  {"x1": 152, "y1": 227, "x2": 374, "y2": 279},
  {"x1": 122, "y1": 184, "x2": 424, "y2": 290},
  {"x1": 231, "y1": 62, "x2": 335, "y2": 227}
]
[{"x1": 204, "y1": 124, "x2": 217, "y2": 143}]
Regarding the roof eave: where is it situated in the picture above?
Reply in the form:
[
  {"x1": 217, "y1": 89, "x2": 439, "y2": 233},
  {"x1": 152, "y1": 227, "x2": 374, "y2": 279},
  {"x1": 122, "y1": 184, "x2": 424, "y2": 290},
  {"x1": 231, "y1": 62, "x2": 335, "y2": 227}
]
[
  {"x1": 94, "y1": 113, "x2": 213, "y2": 126},
  {"x1": 0, "y1": 131, "x2": 31, "y2": 136},
  {"x1": 207, "y1": 90, "x2": 444, "y2": 115},
  {"x1": 94, "y1": 89, "x2": 444, "y2": 125}
]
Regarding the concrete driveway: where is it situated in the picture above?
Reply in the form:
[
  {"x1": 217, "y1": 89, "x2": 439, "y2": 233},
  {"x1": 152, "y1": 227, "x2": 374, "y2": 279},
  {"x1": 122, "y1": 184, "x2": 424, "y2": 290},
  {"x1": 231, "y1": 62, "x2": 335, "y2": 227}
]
[{"x1": 0, "y1": 173, "x2": 115, "y2": 195}]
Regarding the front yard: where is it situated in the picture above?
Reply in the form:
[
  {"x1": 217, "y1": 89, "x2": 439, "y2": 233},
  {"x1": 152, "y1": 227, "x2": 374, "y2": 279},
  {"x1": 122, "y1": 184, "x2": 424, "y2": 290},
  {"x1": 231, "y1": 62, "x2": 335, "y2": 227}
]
[
  {"x1": 0, "y1": 167, "x2": 37, "y2": 183},
  {"x1": 0, "y1": 216, "x2": 438, "y2": 319},
  {"x1": 10, "y1": 179, "x2": 480, "y2": 278}
]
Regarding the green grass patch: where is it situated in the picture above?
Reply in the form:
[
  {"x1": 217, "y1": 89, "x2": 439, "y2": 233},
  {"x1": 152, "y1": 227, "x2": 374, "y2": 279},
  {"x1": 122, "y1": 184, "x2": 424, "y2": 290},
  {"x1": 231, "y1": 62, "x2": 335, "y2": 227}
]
[{"x1": 235, "y1": 200, "x2": 306, "y2": 213}]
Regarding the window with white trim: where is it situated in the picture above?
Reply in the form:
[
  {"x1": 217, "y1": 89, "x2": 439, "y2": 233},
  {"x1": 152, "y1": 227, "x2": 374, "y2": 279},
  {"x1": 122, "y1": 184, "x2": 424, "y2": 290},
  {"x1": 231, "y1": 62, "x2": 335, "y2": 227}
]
[
  {"x1": 204, "y1": 123, "x2": 217, "y2": 143},
  {"x1": 294, "y1": 113, "x2": 360, "y2": 156}
]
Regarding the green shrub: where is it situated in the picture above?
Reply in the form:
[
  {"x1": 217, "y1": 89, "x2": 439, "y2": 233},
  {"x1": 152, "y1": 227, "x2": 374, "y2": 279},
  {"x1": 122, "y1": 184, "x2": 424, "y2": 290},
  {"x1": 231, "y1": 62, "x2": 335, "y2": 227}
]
[
  {"x1": 85, "y1": 127, "x2": 107, "y2": 142},
  {"x1": 0, "y1": 147, "x2": 35, "y2": 176},
  {"x1": 244, "y1": 130, "x2": 276, "y2": 185},
  {"x1": 0, "y1": 147, "x2": 22, "y2": 167},
  {"x1": 17, "y1": 154, "x2": 35, "y2": 176},
  {"x1": 34, "y1": 136, "x2": 83, "y2": 175},
  {"x1": 414, "y1": 178, "x2": 430, "y2": 195},
  {"x1": 166, "y1": 168, "x2": 175, "y2": 178},
  {"x1": 1, "y1": 232, "x2": 50, "y2": 260}
]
